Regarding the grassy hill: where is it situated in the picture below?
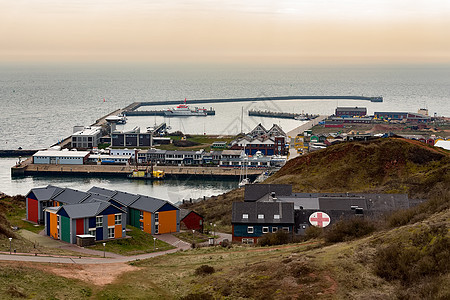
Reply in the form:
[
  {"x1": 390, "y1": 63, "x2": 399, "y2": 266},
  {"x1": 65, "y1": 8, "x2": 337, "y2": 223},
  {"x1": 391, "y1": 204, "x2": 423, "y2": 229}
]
[
  {"x1": 0, "y1": 138, "x2": 448, "y2": 299},
  {"x1": 183, "y1": 138, "x2": 450, "y2": 227}
]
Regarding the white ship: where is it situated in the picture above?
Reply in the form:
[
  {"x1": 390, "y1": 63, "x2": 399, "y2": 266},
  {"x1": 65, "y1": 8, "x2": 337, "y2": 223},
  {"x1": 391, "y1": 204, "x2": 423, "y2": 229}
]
[{"x1": 164, "y1": 99, "x2": 207, "y2": 116}]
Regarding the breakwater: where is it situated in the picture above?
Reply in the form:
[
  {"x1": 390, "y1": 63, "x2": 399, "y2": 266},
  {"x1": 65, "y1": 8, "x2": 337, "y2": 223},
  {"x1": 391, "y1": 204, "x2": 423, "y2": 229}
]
[
  {"x1": 0, "y1": 150, "x2": 39, "y2": 157},
  {"x1": 248, "y1": 110, "x2": 318, "y2": 120},
  {"x1": 128, "y1": 95, "x2": 382, "y2": 111}
]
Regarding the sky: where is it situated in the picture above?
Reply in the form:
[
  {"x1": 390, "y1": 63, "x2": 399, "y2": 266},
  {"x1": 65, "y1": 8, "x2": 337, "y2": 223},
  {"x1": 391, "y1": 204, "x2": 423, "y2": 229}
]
[{"x1": 0, "y1": 0, "x2": 449, "y2": 64}]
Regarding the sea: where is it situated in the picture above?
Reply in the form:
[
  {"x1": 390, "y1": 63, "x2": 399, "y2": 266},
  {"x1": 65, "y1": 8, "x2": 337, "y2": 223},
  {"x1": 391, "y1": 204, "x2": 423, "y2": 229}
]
[{"x1": 1, "y1": 63, "x2": 449, "y2": 202}]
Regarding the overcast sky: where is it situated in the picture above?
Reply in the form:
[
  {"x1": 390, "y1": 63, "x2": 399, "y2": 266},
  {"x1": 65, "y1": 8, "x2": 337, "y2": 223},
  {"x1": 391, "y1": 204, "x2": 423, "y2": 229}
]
[{"x1": 1, "y1": 0, "x2": 449, "y2": 64}]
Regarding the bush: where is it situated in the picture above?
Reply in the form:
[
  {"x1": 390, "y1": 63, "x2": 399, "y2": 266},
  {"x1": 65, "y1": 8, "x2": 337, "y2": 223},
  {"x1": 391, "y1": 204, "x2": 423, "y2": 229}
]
[
  {"x1": 173, "y1": 140, "x2": 200, "y2": 147},
  {"x1": 181, "y1": 292, "x2": 213, "y2": 300},
  {"x1": 303, "y1": 225, "x2": 323, "y2": 240},
  {"x1": 258, "y1": 230, "x2": 290, "y2": 246},
  {"x1": 324, "y1": 217, "x2": 376, "y2": 243},
  {"x1": 374, "y1": 225, "x2": 450, "y2": 284},
  {"x1": 195, "y1": 265, "x2": 215, "y2": 276}
]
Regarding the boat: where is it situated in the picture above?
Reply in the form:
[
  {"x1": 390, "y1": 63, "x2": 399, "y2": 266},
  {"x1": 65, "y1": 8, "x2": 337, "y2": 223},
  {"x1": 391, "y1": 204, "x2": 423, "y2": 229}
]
[
  {"x1": 164, "y1": 99, "x2": 207, "y2": 117},
  {"x1": 295, "y1": 115, "x2": 309, "y2": 121},
  {"x1": 128, "y1": 169, "x2": 165, "y2": 180},
  {"x1": 128, "y1": 162, "x2": 165, "y2": 180},
  {"x1": 238, "y1": 153, "x2": 251, "y2": 187}
]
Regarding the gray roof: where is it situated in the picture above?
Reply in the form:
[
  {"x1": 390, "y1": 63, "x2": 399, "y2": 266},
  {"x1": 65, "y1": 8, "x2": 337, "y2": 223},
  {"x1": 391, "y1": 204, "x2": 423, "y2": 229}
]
[
  {"x1": 81, "y1": 193, "x2": 112, "y2": 204},
  {"x1": 52, "y1": 188, "x2": 89, "y2": 205},
  {"x1": 318, "y1": 197, "x2": 367, "y2": 210},
  {"x1": 87, "y1": 186, "x2": 117, "y2": 198},
  {"x1": 232, "y1": 201, "x2": 294, "y2": 224},
  {"x1": 179, "y1": 208, "x2": 192, "y2": 220},
  {"x1": 277, "y1": 197, "x2": 320, "y2": 210},
  {"x1": 129, "y1": 195, "x2": 167, "y2": 213},
  {"x1": 180, "y1": 208, "x2": 203, "y2": 220},
  {"x1": 87, "y1": 187, "x2": 140, "y2": 207},
  {"x1": 27, "y1": 185, "x2": 64, "y2": 201},
  {"x1": 111, "y1": 191, "x2": 141, "y2": 206},
  {"x1": 59, "y1": 202, "x2": 112, "y2": 219},
  {"x1": 245, "y1": 184, "x2": 292, "y2": 202}
]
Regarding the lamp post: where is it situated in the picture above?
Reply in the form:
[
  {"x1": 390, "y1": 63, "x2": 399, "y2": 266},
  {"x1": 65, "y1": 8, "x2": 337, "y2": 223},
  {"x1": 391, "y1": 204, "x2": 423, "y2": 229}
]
[
  {"x1": 8, "y1": 237, "x2": 12, "y2": 255},
  {"x1": 102, "y1": 242, "x2": 106, "y2": 258},
  {"x1": 192, "y1": 229, "x2": 195, "y2": 247},
  {"x1": 213, "y1": 224, "x2": 216, "y2": 245},
  {"x1": 153, "y1": 237, "x2": 156, "y2": 251}
]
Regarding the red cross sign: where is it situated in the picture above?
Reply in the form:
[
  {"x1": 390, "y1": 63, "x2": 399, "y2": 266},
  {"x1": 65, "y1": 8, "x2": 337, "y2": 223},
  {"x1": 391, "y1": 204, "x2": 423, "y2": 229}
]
[{"x1": 309, "y1": 212, "x2": 331, "y2": 228}]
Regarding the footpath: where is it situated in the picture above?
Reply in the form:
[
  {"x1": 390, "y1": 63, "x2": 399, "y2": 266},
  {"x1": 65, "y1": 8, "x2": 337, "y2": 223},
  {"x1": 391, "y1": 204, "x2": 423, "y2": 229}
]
[{"x1": 0, "y1": 230, "x2": 229, "y2": 265}]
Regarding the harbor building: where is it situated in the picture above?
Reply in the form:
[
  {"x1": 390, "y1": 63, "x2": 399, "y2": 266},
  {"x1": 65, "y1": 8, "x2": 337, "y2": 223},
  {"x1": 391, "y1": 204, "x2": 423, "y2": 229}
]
[
  {"x1": 32, "y1": 150, "x2": 90, "y2": 165},
  {"x1": 335, "y1": 107, "x2": 367, "y2": 117},
  {"x1": 71, "y1": 126, "x2": 102, "y2": 149}
]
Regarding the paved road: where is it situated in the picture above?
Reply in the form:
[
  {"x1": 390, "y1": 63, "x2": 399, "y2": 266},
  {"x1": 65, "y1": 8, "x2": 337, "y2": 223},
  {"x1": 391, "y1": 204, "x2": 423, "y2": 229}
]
[{"x1": 0, "y1": 231, "x2": 208, "y2": 264}]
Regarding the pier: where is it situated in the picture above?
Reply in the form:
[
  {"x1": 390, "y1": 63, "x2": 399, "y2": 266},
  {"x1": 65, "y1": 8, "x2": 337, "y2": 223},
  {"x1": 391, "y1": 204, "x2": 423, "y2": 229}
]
[
  {"x1": 12, "y1": 163, "x2": 263, "y2": 179},
  {"x1": 125, "y1": 108, "x2": 215, "y2": 116},
  {"x1": 248, "y1": 109, "x2": 318, "y2": 120}
]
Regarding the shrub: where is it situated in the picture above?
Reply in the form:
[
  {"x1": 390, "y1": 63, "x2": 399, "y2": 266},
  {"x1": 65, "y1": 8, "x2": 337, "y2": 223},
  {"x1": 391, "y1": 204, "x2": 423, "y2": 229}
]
[
  {"x1": 181, "y1": 292, "x2": 213, "y2": 300},
  {"x1": 374, "y1": 225, "x2": 450, "y2": 284},
  {"x1": 303, "y1": 225, "x2": 323, "y2": 240},
  {"x1": 173, "y1": 140, "x2": 200, "y2": 147},
  {"x1": 324, "y1": 217, "x2": 376, "y2": 243},
  {"x1": 258, "y1": 230, "x2": 290, "y2": 246},
  {"x1": 195, "y1": 265, "x2": 215, "y2": 276}
]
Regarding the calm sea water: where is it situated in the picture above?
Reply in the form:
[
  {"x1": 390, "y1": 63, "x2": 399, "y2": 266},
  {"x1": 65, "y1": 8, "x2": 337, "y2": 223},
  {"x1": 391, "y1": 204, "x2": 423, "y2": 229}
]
[{"x1": 1, "y1": 64, "x2": 449, "y2": 199}]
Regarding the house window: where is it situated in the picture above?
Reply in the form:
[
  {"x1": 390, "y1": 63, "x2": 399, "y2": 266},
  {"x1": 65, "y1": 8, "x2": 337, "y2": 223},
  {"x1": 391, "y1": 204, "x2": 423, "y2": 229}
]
[
  {"x1": 139, "y1": 210, "x2": 143, "y2": 220},
  {"x1": 282, "y1": 227, "x2": 290, "y2": 232},
  {"x1": 88, "y1": 228, "x2": 96, "y2": 236},
  {"x1": 242, "y1": 238, "x2": 254, "y2": 244},
  {"x1": 155, "y1": 224, "x2": 159, "y2": 234},
  {"x1": 115, "y1": 214, "x2": 122, "y2": 225},
  {"x1": 258, "y1": 214, "x2": 264, "y2": 219},
  {"x1": 96, "y1": 216, "x2": 103, "y2": 227},
  {"x1": 262, "y1": 227, "x2": 269, "y2": 233},
  {"x1": 108, "y1": 227, "x2": 115, "y2": 239},
  {"x1": 155, "y1": 212, "x2": 159, "y2": 223},
  {"x1": 247, "y1": 226, "x2": 254, "y2": 234},
  {"x1": 139, "y1": 221, "x2": 143, "y2": 230},
  {"x1": 57, "y1": 215, "x2": 60, "y2": 228},
  {"x1": 272, "y1": 227, "x2": 278, "y2": 233},
  {"x1": 242, "y1": 214, "x2": 249, "y2": 219},
  {"x1": 274, "y1": 214, "x2": 280, "y2": 220}
]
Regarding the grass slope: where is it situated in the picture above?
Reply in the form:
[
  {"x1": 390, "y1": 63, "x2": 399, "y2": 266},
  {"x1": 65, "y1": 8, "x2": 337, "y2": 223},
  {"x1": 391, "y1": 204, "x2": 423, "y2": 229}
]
[{"x1": 183, "y1": 138, "x2": 450, "y2": 227}]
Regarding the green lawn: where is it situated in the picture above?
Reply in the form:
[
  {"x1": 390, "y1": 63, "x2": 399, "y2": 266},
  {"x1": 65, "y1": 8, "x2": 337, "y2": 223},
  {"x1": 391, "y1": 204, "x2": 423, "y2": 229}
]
[
  {"x1": 157, "y1": 134, "x2": 237, "y2": 152},
  {"x1": 173, "y1": 231, "x2": 218, "y2": 244},
  {"x1": 87, "y1": 226, "x2": 175, "y2": 256}
]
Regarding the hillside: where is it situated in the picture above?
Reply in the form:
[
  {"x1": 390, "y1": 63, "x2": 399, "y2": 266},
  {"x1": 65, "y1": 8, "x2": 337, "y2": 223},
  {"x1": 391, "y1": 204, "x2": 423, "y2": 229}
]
[
  {"x1": 183, "y1": 138, "x2": 450, "y2": 226},
  {"x1": 0, "y1": 198, "x2": 448, "y2": 299}
]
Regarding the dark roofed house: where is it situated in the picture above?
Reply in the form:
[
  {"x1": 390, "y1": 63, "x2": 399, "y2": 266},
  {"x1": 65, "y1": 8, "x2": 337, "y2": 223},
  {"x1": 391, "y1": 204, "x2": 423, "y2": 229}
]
[
  {"x1": 232, "y1": 201, "x2": 294, "y2": 244},
  {"x1": 180, "y1": 209, "x2": 204, "y2": 233},
  {"x1": 244, "y1": 184, "x2": 292, "y2": 202}
]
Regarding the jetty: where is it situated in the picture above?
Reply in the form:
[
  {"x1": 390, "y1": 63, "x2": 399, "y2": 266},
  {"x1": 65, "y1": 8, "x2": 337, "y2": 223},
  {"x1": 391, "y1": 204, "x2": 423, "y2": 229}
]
[
  {"x1": 125, "y1": 108, "x2": 215, "y2": 116},
  {"x1": 11, "y1": 163, "x2": 263, "y2": 179},
  {"x1": 248, "y1": 109, "x2": 318, "y2": 120}
]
